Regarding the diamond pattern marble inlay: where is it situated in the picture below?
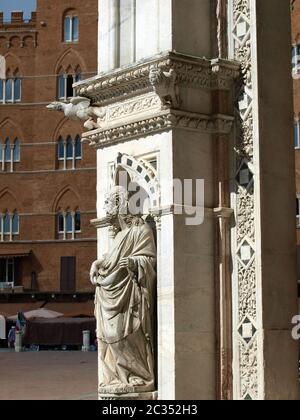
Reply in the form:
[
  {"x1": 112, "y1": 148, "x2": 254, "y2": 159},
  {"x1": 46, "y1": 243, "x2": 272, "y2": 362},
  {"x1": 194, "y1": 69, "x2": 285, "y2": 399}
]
[
  {"x1": 237, "y1": 239, "x2": 255, "y2": 268},
  {"x1": 238, "y1": 317, "x2": 257, "y2": 344},
  {"x1": 236, "y1": 161, "x2": 253, "y2": 188}
]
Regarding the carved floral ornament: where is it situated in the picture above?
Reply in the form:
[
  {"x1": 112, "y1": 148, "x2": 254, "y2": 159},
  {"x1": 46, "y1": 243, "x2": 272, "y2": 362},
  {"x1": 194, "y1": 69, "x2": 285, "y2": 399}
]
[
  {"x1": 84, "y1": 111, "x2": 235, "y2": 149},
  {"x1": 70, "y1": 52, "x2": 239, "y2": 148},
  {"x1": 75, "y1": 52, "x2": 240, "y2": 106}
]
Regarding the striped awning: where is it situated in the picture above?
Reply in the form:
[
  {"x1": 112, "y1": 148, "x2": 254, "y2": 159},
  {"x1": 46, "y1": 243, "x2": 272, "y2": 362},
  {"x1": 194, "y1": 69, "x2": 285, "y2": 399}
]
[{"x1": 0, "y1": 251, "x2": 31, "y2": 259}]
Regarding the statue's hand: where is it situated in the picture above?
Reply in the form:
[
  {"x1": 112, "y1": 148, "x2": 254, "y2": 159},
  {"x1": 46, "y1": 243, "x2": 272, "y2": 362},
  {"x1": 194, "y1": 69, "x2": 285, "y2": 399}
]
[
  {"x1": 90, "y1": 259, "x2": 103, "y2": 286},
  {"x1": 119, "y1": 257, "x2": 136, "y2": 272}
]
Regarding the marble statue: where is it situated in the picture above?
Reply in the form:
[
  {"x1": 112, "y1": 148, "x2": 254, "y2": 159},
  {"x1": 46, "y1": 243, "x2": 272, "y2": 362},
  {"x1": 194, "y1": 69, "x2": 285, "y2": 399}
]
[
  {"x1": 47, "y1": 97, "x2": 106, "y2": 131},
  {"x1": 90, "y1": 186, "x2": 157, "y2": 396}
]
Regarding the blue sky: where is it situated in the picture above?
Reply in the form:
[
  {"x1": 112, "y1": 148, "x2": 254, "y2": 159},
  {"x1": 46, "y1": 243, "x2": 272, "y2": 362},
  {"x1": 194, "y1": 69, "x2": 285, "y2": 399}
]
[{"x1": 0, "y1": 0, "x2": 36, "y2": 21}]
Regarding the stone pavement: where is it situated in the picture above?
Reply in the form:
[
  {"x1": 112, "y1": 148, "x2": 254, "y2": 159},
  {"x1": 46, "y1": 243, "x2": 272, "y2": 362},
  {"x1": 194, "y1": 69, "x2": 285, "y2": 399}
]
[{"x1": 0, "y1": 351, "x2": 97, "y2": 400}]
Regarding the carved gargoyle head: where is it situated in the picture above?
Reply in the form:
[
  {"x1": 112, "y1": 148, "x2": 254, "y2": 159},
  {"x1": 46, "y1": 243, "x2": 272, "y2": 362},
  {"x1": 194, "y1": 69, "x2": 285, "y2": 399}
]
[{"x1": 46, "y1": 102, "x2": 64, "y2": 112}]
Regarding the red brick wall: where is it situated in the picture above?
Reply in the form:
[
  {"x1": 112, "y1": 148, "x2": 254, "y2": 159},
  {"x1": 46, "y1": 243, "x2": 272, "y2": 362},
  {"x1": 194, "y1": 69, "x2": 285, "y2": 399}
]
[{"x1": 0, "y1": 0, "x2": 98, "y2": 293}]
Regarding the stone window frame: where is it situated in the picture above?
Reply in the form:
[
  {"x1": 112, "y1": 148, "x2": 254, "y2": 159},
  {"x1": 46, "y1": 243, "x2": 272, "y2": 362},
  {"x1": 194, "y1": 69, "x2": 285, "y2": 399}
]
[
  {"x1": 57, "y1": 73, "x2": 81, "y2": 101},
  {"x1": 57, "y1": 135, "x2": 82, "y2": 170},
  {"x1": 63, "y1": 13, "x2": 79, "y2": 44},
  {"x1": 0, "y1": 210, "x2": 20, "y2": 242},
  {"x1": 0, "y1": 138, "x2": 21, "y2": 172},
  {"x1": 57, "y1": 208, "x2": 81, "y2": 240},
  {"x1": 0, "y1": 77, "x2": 21, "y2": 104}
]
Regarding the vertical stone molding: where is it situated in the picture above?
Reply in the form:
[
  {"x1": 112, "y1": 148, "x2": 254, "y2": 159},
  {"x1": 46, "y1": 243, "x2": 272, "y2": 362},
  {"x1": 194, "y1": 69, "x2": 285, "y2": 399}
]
[
  {"x1": 228, "y1": 0, "x2": 259, "y2": 400},
  {"x1": 228, "y1": 0, "x2": 299, "y2": 400}
]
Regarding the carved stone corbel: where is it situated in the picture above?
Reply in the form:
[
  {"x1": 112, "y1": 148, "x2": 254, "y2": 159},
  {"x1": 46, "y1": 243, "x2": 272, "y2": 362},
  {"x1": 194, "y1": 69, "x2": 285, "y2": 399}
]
[{"x1": 149, "y1": 66, "x2": 180, "y2": 109}]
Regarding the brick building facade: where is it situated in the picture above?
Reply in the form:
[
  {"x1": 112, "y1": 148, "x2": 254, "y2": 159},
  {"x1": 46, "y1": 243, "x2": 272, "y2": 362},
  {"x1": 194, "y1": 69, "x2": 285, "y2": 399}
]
[{"x1": 0, "y1": 0, "x2": 98, "y2": 299}]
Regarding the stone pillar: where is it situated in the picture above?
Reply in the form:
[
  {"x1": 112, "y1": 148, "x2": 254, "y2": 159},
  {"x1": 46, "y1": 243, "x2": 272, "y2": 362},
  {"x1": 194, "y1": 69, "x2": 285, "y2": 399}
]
[
  {"x1": 74, "y1": 0, "x2": 299, "y2": 400},
  {"x1": 15, "y1": 331, "x2": 23, "y2": 353},
  {"x1": 82, "y1": 330, "x2": 91, "y2": 352},
  {"x1": 79, "y1": 0, "x2": 237, "y2": 400},
  {"x1": 228, "y1": 0, "x2": 299, "y2": 400}
]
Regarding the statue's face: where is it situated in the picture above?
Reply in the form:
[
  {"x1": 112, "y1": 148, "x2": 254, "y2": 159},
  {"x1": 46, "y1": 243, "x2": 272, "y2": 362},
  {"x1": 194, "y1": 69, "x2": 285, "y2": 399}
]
[
  {"x1": 104, "y1": 188, "x2": 128, "y2": 217},
  {"x1": 149, "y1": 68, "x2": 161, "y2": 85}
]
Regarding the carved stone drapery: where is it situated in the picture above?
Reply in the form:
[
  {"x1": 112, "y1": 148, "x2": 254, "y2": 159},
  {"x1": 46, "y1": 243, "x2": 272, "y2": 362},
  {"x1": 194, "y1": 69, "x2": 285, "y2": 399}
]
[{"x1": 90, "y1": 186, "x2": 157, "y2": 400}]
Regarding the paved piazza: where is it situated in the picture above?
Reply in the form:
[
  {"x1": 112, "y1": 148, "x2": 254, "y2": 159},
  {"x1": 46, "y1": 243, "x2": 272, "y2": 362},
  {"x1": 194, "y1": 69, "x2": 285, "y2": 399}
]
[{"x1": 0, "y1": 351, "x2": 97, "y2": 400}]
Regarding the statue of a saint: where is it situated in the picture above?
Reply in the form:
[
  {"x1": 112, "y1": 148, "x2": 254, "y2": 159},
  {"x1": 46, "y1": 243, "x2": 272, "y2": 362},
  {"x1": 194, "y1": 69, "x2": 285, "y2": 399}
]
[{"x1": 90, "y1": 186, "x2": 156, "y2": 396}]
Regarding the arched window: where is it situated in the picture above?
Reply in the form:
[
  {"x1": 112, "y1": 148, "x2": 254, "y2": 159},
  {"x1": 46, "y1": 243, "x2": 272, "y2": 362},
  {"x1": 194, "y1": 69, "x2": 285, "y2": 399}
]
[
  {"x1": 57, "y1": 135, "x2": 82, "y2": 169},
  {"x1": 0, "y1": 66, "x2": 22, "y2": 104},
  {"x1": 75, "y1": 211, "x2": 81, "y2": 232},
  {"x1": 64, "y1": 14, "x2": 79, "y2": 43},
  {"x1": 75, "y1": 135, "x2": 81, "y2": 159},
  {"x1": 13, "y1": 139, "x2": 20, "y2": 162},
  {"x1": 58, "y1": 137, "x2": 64, "y2": 160},
  {"x1": 66, "y1": 212, "x2": 73, "y2": 233},
  {"x1": 72, "y1": 17, "x2": 79, "y2": 42},
  {"x1": 14, "y1": 79, "x2": 21, "y2": 101},
  {"x1": 58, "y1": 212, "x2": 64, "y2": 233},
  {"x1": 57, "y1": 209, "x2": 81, "y2": 238},
  {"x1": 58, "y1": 73, "x2": 79, "y2": 100},
  {"x1": 3, "y1": 212, "x2": 10, "y2": 235},
  {"x1": 0, "y1": 80, "x2": 3, "y2": 101},
  {"x1": 58, "y1": 75, "x2": 65, "y2": 99},
  {"x1": 64, "y1": 16, "x2": 71, "y2": 42},
  {"x1": 0, "y1": 211, "x2": 20, "y2": 239},
  {"x1": 66, "y1": 75, "x2": 74, "y2": 98},
  {"x1": 5, "y1": 139, "x2": 11, "y2": 162},
  {"x1": 5, "y1": 79, "x2": 12, "y2": 102},
  {"x1": 66, "y1": 136, "x2": 73, "y2": 159},
  {"x1": 12, "y1": 212, "x2": 19, "y2": 234},
  {"x1": 75, "y1": 73, "x2": 81, "y2": 83}
]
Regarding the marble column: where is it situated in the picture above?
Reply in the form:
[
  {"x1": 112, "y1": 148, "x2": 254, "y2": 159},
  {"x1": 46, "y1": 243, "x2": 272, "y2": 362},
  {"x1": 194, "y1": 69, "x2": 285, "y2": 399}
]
[{"x1": 73, "y1": 0, "x2": 299, "y2": 401}]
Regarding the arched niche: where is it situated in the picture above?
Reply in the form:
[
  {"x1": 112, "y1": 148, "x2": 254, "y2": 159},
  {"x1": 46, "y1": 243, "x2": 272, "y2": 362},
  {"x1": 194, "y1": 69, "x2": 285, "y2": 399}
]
[
  {"x1": 110, "y1": 152, "x2": 160, "y2": 250},
  {"x1": 111, "y1": 152, "x2": 160, "y2": 215}
]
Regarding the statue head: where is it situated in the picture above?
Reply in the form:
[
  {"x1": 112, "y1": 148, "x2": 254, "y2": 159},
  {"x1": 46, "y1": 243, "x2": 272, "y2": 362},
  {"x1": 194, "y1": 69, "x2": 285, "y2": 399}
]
[
  {"x1": 46, "y1": 102, "x2": 64, "y2": 112},
  {"x1": 149, "y1": 66, "x2": 164, "y2": 86},
  {"x1": 104, "y1": 186, "x2": 129, "y2": 217}
]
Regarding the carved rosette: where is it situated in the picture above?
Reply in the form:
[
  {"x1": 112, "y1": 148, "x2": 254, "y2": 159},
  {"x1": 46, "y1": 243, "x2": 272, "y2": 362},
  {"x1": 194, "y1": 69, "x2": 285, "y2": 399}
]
[{"x1": 230, "y1": 0, "x2": 260, "y2": 400}]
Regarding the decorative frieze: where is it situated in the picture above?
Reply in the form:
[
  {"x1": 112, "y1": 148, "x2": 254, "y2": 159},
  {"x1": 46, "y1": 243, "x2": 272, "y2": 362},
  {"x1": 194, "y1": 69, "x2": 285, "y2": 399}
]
[
  {"x1": 83, "y1": 109, "x2": 234, "y2": 148},
  {"x1": 75, "y1": 52, "x2": 240, "y2": 106}
]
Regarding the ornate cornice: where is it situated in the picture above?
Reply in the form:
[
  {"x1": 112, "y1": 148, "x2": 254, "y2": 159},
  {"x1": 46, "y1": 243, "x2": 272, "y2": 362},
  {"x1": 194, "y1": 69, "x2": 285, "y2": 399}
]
[
  {"x1": 75, "y1": 51, "x2": 240, "y2": 106},
  {"x1": 82, "y1": 109, "x2": 234, "y2": 149}
]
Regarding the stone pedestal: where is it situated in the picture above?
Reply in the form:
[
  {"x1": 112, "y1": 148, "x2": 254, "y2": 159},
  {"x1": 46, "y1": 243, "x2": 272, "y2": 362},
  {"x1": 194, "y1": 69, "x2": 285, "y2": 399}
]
[
  {"x1": 99, "y1": 392, "x2": 158, "y2": 401},
  {"x1": 73, "y1": 0, "x2": 299, "y2": 400}
]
